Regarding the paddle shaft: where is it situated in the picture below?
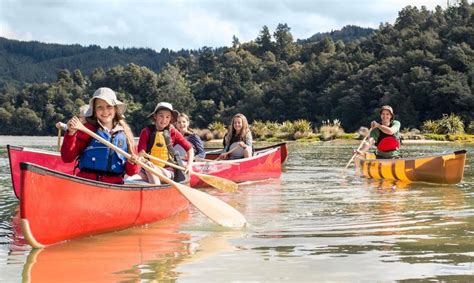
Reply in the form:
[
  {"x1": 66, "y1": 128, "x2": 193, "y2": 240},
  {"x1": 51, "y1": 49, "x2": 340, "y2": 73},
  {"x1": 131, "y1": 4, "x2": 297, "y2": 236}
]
[
  {"x1": 344, "y1": 128, "x2": 373, "y2": 169},
  {"x1": 142, "y1": 152, "x2": 187, "y2": 171},
  {"x1": 57, "y1": 128, "x2": 61, "y2": 151}
]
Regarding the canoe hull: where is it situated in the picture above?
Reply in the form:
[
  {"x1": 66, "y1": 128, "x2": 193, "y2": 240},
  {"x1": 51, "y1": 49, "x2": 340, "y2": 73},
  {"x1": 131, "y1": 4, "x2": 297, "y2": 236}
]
[
  {"x1": 191, "y1": 147, "x2": 282, "y2": 187},
  {"x1": 355, "y1": 150, "x2": 467, "y2": 184},
  {"x1": 20, "y1": 163, "x2": 189, "y2": 248}
]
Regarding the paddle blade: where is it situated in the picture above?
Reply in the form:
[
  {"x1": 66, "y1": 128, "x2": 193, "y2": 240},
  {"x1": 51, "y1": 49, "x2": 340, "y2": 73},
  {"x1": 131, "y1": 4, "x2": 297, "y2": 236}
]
[
  {"x1": 174, "y1": 183, "x2": 247, "y2": 228},
  {"x1": 195, "y1": 173, "x2": 239, "y2": 193}
]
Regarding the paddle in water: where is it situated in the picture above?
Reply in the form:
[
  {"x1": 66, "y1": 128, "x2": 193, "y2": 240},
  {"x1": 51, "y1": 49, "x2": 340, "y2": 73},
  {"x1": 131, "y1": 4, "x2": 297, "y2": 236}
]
[
  {"x1": 344, "y1": 127, "x2": 373, "y2": 170},
  {"x1": 76, "y1": 123, "x2": 247, "y2": 228},
  {"x1": 140, "y1": 151, "x2": 239, "y2": 193}
]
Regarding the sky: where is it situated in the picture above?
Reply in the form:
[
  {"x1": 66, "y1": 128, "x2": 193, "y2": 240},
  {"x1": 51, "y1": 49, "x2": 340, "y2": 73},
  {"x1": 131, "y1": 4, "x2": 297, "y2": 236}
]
[{"x1": 0, "y1": 0, "x2": 449, "y2": 51}]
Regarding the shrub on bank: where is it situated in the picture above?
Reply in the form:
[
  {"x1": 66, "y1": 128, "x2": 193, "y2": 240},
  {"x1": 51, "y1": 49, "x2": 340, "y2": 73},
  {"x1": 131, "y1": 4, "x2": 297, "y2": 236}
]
[
  {"x1": 209, "y1": 121, "x2": 226, "y2": 139},
  {"x1": 421, "y1": 114, "x2": 464, "y2": 135},
  {"x1": 437, "y1": 113, "x2": 464, "y2": 134},
  {"x1": 467, "y1": 121, "x2": 474, "y2": 134},
  {"x1": 319, "y1": 119, "x2": 345, "y2": 141}
]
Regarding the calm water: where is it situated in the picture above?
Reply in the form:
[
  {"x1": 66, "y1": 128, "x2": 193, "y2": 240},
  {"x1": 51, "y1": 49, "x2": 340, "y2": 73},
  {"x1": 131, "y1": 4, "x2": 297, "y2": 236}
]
[{"x1": 0, "y1": 137, "x2": 473, "y2": 282}]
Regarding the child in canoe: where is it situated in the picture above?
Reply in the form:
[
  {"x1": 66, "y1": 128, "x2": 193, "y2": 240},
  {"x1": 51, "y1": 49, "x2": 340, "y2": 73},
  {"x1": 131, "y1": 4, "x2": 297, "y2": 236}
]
[
  {"x1": 174, "y1": 113, "x2": 206, "y2": 160},
  {"x1": 218, "y1": 113, "x2": 253, "y2": 160},
  {"x1": 61, "y1": 87, "x2": 140, "y2": 184},
  {"x1": 128, "y1": 102, "x2": 194, "y2": 185}
]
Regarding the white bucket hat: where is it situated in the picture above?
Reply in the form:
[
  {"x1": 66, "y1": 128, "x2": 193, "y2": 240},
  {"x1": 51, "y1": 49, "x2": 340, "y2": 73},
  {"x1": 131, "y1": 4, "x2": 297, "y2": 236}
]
[
  {"x1": 148, "y1": 102, "x2": 179, "y2": 121},
  {"x1": 84, "y1": 87, "x2": 126, "y2": 117}
]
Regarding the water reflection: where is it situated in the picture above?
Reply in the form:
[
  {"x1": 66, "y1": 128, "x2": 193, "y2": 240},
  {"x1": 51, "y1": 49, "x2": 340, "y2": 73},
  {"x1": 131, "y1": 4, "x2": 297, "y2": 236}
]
[{"x1": 17, "y1": 211, "x2": 192, "y2": 282}]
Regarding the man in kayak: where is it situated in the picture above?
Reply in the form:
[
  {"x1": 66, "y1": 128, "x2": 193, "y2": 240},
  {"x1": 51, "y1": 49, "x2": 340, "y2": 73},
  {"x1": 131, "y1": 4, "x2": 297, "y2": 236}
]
[{"x1": 356, "y1": 105, "x2": 401, "y2": 159}]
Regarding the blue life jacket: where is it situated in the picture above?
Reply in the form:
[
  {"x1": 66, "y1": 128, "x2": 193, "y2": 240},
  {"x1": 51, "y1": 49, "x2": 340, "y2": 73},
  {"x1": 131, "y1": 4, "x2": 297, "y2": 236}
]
[{"x1": 78, "y1": 128, "x2": 128, "y2": 174}]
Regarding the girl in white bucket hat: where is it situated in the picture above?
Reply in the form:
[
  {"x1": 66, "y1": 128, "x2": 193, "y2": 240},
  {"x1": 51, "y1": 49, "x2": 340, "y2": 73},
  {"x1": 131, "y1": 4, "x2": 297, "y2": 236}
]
[
  {"x1": 127, "y1": 102, "x2": 194, "y2": 185},
  {"x1": 60, "y1": 87, "x2": 140, "y2": 184}
]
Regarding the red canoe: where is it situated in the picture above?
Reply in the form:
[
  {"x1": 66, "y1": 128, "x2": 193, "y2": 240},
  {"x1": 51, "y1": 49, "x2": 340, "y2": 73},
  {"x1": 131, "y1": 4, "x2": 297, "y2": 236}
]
[
  {"x1": 190, "y1": 145, "x2": 283, "y2": 187},
  {"x1": 204, "y1": 142, "x2": 288, "y2": 164},
  {"x1": 19, "y1": 162, "x2": 189, "y2": 248}
]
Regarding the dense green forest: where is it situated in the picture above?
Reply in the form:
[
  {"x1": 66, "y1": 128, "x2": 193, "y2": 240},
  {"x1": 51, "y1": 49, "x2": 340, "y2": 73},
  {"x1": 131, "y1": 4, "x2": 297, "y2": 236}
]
[
  {"x1": 0, "y1": 38, "x2": 197, "y2": 84},
  {"x1": 0, "y1": 1, "x2": 473, "y2": 136}
]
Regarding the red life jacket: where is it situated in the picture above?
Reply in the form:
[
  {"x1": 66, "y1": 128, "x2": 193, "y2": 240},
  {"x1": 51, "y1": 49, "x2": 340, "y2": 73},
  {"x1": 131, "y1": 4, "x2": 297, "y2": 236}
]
[
  {"x1": 376, "y1": 129, "x2": 400, "y2": 152},
  {"x1": 377, "y1": 136, "x2": 400, "y2": 152}
]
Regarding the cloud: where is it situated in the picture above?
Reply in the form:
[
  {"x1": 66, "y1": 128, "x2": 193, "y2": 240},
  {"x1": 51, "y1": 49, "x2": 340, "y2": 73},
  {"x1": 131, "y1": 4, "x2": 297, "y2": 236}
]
[
  {"x1": 0, "y1": 0, "x2": 449, "y2": 50},
  {"x1": 0, "y1": 22, "x2": 34, "y2": 41}
]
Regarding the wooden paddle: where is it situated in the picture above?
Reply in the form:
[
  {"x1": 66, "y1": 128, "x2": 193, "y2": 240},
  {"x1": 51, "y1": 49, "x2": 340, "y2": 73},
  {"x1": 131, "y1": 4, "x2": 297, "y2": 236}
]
[
  {"x1": 140, "y1": 151, "x2": 239, "y2": 193},
  {"x1": 57, "y1": 128, "x2": 61, "y2": 151},
  {"x1": 344, "y1": 128, "x2": 373, "y2": 170},
  {"x1": 76, "y1": 124, "x2": 247, "y2": 228}
]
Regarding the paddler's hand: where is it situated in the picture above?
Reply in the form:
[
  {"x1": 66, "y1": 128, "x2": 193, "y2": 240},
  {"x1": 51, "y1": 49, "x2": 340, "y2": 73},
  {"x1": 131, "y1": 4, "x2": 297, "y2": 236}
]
[
  {"x1": 218, "y1": 153, "x2": 228, "y2": 160},
  {"x1": 66, "y1": 116, "x2": 82, "y2": 135},
  {"x1": 129, "y1": 153, "x2": 140, "y2": 165},
  {"x1": 185, "y1": 162, "x2": 193, "y2": 174}
]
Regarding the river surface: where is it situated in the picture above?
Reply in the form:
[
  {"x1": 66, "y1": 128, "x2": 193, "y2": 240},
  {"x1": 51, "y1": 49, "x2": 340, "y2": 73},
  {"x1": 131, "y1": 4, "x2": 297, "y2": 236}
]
[{"x1": 0, "y1": 137, "x2": 473, "y2": 282}]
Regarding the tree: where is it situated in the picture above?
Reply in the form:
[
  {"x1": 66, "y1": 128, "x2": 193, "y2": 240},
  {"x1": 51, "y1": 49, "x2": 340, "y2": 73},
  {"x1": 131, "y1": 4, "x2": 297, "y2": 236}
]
[
  {"x1": 273, "y1": 23, "x2": 296, "y2": 61},
  {"x1": 154, "y1": 65, "x2": 196, "y2": 115},
  {"x1": 255, "y1": 25, "x2": 273, "y2": 55}
]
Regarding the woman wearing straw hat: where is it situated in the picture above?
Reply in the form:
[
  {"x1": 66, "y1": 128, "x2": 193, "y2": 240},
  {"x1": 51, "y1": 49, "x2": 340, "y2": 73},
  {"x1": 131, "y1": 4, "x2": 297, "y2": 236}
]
[
  {"x1": 356, "y1": 105, "x2": 402, "y2": 159},
  {"x1": 61, "y1": 87, "x2": 140, "y2": 184},
  {"x1": 129, "y1": 102, "x2": 193, "y2": 185}
]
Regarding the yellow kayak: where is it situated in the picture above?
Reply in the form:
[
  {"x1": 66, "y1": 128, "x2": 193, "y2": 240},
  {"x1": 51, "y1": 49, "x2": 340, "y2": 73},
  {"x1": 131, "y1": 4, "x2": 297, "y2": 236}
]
[{"x1": 355, "y1": 150, "x2": 467, "y2": 184}]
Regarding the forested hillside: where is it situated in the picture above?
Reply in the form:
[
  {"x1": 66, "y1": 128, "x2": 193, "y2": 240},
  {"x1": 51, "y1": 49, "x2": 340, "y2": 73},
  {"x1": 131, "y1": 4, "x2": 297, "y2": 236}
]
[
  {"x1": 0, "y1": 38, "x2": 194, "y2": 83},
  {"x1": 0, "y1": 1, "x2": 472, "y2": 135}
]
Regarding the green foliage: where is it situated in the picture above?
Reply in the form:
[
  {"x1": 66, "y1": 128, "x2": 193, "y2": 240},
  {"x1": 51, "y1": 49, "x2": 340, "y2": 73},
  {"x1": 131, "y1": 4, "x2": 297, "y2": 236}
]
[
  {"x1": 424, "y1": 134, "x2": 447, "y2": 141},
  {"x1": 208, "y1": 121, "x2": 226, "y2": 132},
  {"x1": 292, "y1": 119, "x2": 312, "y2": 133},
  {"x1": 250, "y1": 120, "x2": 269, "y2": 139},
  {"x1": 467, "y1": 121, "x2": 474, "y2": 134},
  {"x1": 279, "y1": 121, "x2": 295, "y2": 134},
  {"x1": 437, "y1": 113, "x2": 464, "y2": 134},
  {"x1": 208, "y1": 121, "x2": 227, "y2": 139},
  {"x1": 421, "y1": 120, "x2": 439, "y2": 133}
]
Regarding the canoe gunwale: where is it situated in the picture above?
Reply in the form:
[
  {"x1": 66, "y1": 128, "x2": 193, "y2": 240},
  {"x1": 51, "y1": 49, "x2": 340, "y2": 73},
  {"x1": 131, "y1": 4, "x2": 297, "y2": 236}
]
[
  {"x1": 356, "y1": 150, "x2": 467, "y2": 163},
  {"x1": 194, "y1": 147, "x2": 279, "y2": 165},
  {"x1": 20, "y1": 162, "x2": 189, "y2": 191}
]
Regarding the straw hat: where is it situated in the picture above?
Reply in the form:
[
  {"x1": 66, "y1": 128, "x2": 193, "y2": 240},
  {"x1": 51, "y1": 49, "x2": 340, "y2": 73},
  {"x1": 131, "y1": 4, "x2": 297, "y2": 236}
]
[
  {"x1": 84, "y1": 87, "x2": 126, "y2": 117},
  {"x1": 379, "y1": 105, "x2": 394, "y2": 119}
]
